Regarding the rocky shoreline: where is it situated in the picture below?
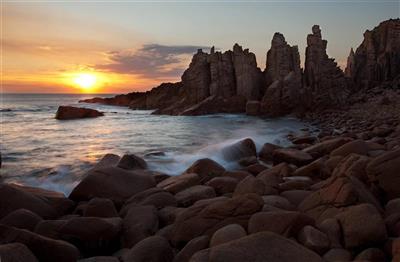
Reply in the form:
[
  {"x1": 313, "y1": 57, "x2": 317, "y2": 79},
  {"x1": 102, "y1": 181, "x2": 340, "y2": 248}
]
[
  {"x1": 1, "y1": 18, "x2": 400, "y2": 262},
  {"x1": 1, "y1": 104, "x2": 400, "y2": 261}
]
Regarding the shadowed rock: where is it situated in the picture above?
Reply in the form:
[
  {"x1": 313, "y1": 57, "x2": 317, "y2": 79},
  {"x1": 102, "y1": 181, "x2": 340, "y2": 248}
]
[{"x1": 55, "y1": 106, "x2": 103, "y2": 120}]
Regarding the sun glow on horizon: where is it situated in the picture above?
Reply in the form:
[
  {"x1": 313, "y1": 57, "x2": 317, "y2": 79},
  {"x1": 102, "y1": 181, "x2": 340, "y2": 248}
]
[{"x1": 73, "y1": 73, "x2": 97, "y2": 91}]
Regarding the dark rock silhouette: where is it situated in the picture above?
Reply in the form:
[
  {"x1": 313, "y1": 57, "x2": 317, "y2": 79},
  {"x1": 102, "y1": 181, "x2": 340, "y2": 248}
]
[
  {"x1": 55, "y1": 106, "x2": 104, "y2": 120},
  {"x1": 261, "y1": 32, "x2": 302, "y2": 116},
  {"x1": 303, "y1": 25, "x2": 349, "y2": 110},
  {"x1": 81, "y1": 19, "x2": 400, "y2": 117},
  {"x1": 346, "y1": 19, "x2": 400, "y2": 88}
]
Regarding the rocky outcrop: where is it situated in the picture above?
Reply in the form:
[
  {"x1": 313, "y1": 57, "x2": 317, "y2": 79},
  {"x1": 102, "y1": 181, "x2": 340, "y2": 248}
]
[
  {"x1": 346, "y1": 19, "x2": 400, "y2": 88},
  {"x1": 261, "y1": 33, "x2": 302, "y2": 116},
  {"x1": 232, "y1": 44, "x2": 264, "y2": 100},
  {"x1": 55, "y1": 106, "x2": 103, "y2": 120},
  {"x1": 82, "y1": 19, "x2": 399, "y2": 117},
  {"x1": 303, "y1": 25, "x2": 349, "y2": 109}
]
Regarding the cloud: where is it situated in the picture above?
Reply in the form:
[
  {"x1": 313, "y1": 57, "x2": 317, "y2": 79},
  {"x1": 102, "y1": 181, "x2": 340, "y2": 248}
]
[{"x1": 95, "y1": 44, "x2": 210, "y2": 79}]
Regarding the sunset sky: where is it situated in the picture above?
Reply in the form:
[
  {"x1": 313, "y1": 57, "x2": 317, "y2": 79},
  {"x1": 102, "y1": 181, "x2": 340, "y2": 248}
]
[{"x1": 3, "y1": 0, "x2": 399, "y2": 94}]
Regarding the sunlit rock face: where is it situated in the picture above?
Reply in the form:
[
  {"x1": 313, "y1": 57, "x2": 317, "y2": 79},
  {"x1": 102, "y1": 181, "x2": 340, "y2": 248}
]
[
  {"x1": 346, "y1": 19, "x2": 400, "y2": 88},
  {"x1": 303, "y1": 25, "x2": 349, "y2": 110},
  {"x1": 232, "y1": 44, "x2": 264, "y2": 101},
  {"x1": 83, "y1": 19, "x2": 400, "y2": 116},
  {"x1": 182, "y1": 49, "x2": 211, "y2": 105},
  {"x1": 208, "y1": 48, "x2": 236, "y2": 98},
  {"x1": 261, "y1": 33, "x2": 302, "y2": 116}
]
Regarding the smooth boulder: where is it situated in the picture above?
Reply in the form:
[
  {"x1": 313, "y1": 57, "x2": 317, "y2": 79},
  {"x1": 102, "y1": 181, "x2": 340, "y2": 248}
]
[
  {"x1": 122, "y1": 236, "x2": 174, "y2": 262},
  {"x1": 367, "y1": 149, "x2": 400, "y2": 199},
  {"x1": 55, "y1": 106, "x2": 103, "y2": 120},
  {"x1": 183, "y1": 159, "x2": 225, "y2": 183},
  {"x1": 69, "y1": 166, "x2": 156, "y2": 205},
  {"x1": 0, "y1": 243, "x2": 38, "y2": 262},
  {"x1": 209, "y1": 224, "x2": 246, "y2": 247},
  {"x1": 190, "y1": 232, "x2": 322, "y2": 262},
  {"x1": 221, "y1": 138, "x2": 256, "y2": 161},
  {"x1": 336, "y1": 203, "x2": 387, "y2": 248},
  {"x1": 0, "y1": 224, "x2": 79, "y2": 262},
  {"x1": 0, "y1": 183, "x2": 57, "y2": 219}
]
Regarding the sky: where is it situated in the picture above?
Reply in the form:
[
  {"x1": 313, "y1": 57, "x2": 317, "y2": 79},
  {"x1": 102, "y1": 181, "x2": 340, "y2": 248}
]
[{"x1": 3, "y1": 0, "x2": 399, "y2": 94}]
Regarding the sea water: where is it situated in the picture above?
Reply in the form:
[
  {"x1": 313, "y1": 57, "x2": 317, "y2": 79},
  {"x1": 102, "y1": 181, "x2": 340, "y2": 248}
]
[{"x1": 0, "y1": 93, "x2": 312, "y2": 195}]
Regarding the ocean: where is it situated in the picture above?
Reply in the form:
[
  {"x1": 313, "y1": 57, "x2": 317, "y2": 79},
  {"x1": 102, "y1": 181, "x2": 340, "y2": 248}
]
[{"x1": 0, "y1": 93, "x2": 312, "y2": 195}]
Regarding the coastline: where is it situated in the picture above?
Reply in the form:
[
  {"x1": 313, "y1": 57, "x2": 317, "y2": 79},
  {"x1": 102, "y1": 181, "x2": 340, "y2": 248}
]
[
  {"x1": 1, "y1": 18, "x2": 400, "y2": 262},
  {"x1": 1, "y1": 94, "x2": 399, "y2": 260}
]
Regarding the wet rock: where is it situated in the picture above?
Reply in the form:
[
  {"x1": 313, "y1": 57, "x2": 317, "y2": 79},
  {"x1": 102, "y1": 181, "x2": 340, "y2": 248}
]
[
  {"x1": 117, "y1": 154, "x2": 147, "y2": 170},
  {"x1": 258, "y1": 143, "x2": 282, "y2": 162},
  {"x1": 0, "y1": 208, "x2": 42, "y2": 231},
  {"x1": 297, "y1": 225, "x2": 330, "y2": 254},
  {"x1": 237, "y1": 156, "x2": 258, "y2": 167},
  {"x1": 175, "y1": 185, "x2": 216, "y2": 207},
  {"x1": 69, "y1": 166, "x2": 156, "y2": 205},
  {"x1": 248, "y1": 211, "x2": 314, "y2": 237},
  {"x1": 92, "y1": 154, "x2": 120, "y2": 170},
  {"x1": 0, "y1": 224, "x2": 79, "y2": 262},
  {"x1": 84, "y1": 198, "x2": 119, "y2": 218},
  {"x1": 184, "y1": 158, "x2": 225, "y2": 183},
  {"x1": 336, "y1": 203, "x2": 387, "y2": 248},
  {"x1": 122, "y1": 236, "x2": 174, "y2": 262},
  {"x1": 157, "y1": 173, "x2": 201, "y2": 194},
  {"x1": 55, "y1": 106, "x2": 103, "y2": 120},
  {"x1": 122, "y1": 205, "x2": 159, "y2": 248},
  {"x1": 209, "y1": 224, "x2": 246, "y2": 247},
  {"x1": 221, "y1": 138, "x2": 256, "y2": 161},
  {"x1": 190, "y1": 232, "x2": 322, "y2": 262},
  {"x1": 0, "y1": 243, "x2": 38, "y2": 262}
]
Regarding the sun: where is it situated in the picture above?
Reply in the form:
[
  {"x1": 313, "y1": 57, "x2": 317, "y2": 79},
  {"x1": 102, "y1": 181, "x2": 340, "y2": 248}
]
[{"x1": 73, "y1": 73, "x2": 97, "y2": 91}]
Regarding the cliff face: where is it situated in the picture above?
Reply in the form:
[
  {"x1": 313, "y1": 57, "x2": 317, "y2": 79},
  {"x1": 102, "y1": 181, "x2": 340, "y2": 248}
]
[
  {"x1": 303, "y1": 25, "x2": 349, "y2": 109},
  {"x1": 82, "y1": 19, "x2": 400, "y2": 117},
  {"x1": 152, "y1": 44, "x2": 265, "y2": 115},
  {"x1": 346, "y1": 19, "x2": 400, "y2": 88},
  {"x1": 261, "y1": 33, "x2": 302, "y2": 116}
]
